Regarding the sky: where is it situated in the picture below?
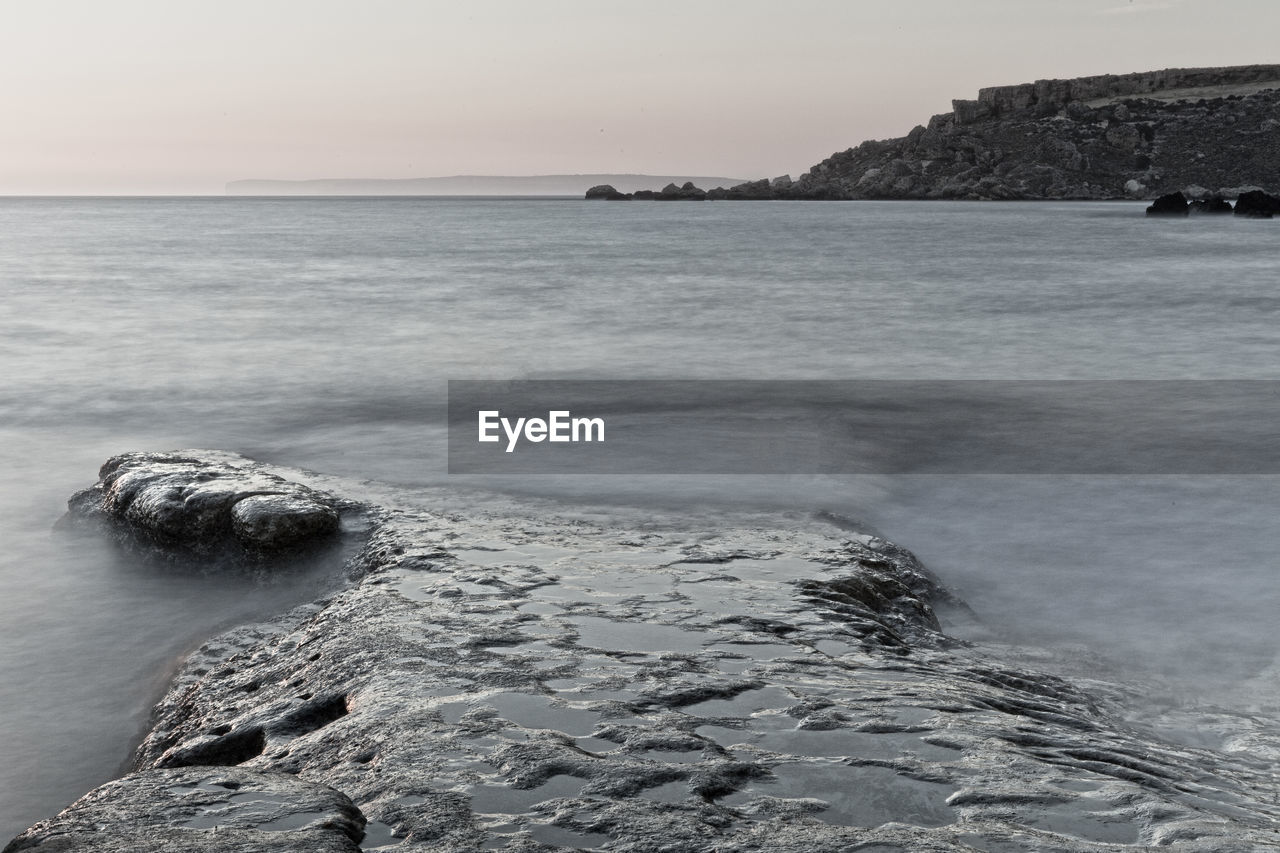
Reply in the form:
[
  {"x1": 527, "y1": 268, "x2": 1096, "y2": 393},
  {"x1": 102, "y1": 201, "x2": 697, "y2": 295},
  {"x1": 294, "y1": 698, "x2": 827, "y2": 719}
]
[{"x1": 0, "y1": 0, "x2": 1277, "y2": 194}]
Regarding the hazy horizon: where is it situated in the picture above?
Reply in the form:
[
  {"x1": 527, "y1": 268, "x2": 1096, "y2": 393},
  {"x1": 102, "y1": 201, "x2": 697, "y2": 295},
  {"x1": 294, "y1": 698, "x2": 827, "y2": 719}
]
[{"x1": 2, "y1": 0, "x2": 1278, "y2": 195}]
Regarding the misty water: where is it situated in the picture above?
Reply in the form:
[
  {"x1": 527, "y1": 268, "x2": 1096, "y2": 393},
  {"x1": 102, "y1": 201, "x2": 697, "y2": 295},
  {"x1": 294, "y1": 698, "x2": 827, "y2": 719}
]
[{"x1": 2, "y1": 197, "x2": 1279, "y2": 839}]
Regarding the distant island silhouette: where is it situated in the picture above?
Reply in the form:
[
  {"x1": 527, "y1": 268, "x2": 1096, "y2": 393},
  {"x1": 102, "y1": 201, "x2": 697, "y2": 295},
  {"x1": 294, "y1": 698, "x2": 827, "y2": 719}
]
[{"x1": 225, "y1": 174, "x2": 746, "y2": 196}]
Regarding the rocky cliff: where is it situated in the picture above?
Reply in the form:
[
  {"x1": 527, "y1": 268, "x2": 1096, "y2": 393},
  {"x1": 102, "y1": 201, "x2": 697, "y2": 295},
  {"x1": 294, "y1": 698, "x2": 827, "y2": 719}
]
[{"x1": 715, "y1": 65, "x2": 1280, "y2": 201}]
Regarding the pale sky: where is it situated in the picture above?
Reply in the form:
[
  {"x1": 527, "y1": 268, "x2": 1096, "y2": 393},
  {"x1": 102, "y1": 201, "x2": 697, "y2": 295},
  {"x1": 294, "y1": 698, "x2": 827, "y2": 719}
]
[{"x1": 0, "y1": 0, "x2": 1276, "y2": 194}]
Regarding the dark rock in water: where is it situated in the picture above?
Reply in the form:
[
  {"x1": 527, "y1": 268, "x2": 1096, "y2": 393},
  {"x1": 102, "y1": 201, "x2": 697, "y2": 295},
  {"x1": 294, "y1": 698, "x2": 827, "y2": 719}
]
[
  {"x1": 1146, "y1": 191, "x2": 1189, "y2": 216},
  {"x1": 584, "y1": 184, "x2": 631, "y2": 200},
  {"x1": 1189, "y1": 195, "x2": 1233, "y2": 214},
  {"x1": 708, "y1": 178, "x2": 777, "y2": 200},
  {"x1": 656, "y1": 181, "x2": 706, "y2": 200},
  {"x1": 1233, "y1": 188, "x2": 1280, "y2": 217},
  {"x1": 2, "y1": 767, "x2": 364, "y2": 852},
  {"x1": 632, "y1": 189, "x2": 656, "y2": 200},
  {"x1": 59, "y1": 451, "x2": 343, "y2": 564}
]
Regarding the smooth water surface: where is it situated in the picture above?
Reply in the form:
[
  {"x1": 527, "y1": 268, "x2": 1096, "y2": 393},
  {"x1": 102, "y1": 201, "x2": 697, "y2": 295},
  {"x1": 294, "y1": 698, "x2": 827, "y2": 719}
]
[{"x1": 1, "y1": 197, "x2": 1278, "y2": 838}]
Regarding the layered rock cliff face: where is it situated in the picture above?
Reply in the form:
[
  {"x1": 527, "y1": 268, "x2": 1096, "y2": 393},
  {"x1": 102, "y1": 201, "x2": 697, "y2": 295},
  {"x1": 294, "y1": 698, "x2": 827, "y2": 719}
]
[{"x1": 719, "y1": 65, "x2": 1280, "y2": 201}]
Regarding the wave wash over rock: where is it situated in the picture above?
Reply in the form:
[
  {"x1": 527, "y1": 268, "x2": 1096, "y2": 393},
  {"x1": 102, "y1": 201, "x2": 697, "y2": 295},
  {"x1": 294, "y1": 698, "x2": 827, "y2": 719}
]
[{"x1": 8, "y1": 451, "x2": 1280, "y2": 851}]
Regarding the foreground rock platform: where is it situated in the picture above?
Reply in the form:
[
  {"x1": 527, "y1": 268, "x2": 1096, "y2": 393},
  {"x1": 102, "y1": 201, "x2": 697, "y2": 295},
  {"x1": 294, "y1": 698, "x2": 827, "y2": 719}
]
[
  {"x1": 11, "y1": 452, "x2": 1280, "y2": 851},
  {"x1": 5, "y1": 767, "x2": 364, "y2": 852}
]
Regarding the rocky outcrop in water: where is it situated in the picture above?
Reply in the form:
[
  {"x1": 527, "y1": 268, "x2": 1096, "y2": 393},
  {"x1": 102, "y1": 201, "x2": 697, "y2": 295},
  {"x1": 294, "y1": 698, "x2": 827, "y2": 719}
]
[
  {"x1": 59, "y1": 451, "x2": 345, "y2": 564},
  {"x1": 655, "y1": 182, "x2": 706, "y2": 201},
  {"x1": 585, "y1": 185, "x2": 629, "y2": 201},
  {"x1": 715, "y1": 65, "x2": 1280, "y2": 201},
  {"x1": 1146, "y1": 191, "x2": 1190, "y2": 216},
  {"x1": 10, "y1": 452, "x2": 1280, "y2": 851},
  {"x1": 1234, "y1": 188, "x2": 1280, "y2": 217},
  {"x1": 586, "y1": 182, "x2": 708, "y2": 201}
]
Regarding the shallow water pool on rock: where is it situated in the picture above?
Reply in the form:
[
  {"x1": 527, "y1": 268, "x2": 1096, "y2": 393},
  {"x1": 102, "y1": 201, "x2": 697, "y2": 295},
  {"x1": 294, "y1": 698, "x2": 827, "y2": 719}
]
[
  {"x1": 469, "y1": 774, "x2": 585, "y2": 815},
  {"x1": 569, "y1": 615, "x2": 718, "y2": 654},
  {"x1": 751, "y1": 727, "x2": 962, "y2": 762},
  {"x1": 483, "y1": 691, "x2": 603, "y2": 736},
  {"x1": 722, "y1": 762, "x2": 957, "y2": 828},
  {"x1": 1020, "y1": 798, "x2": 1140, "y2": 845},
  {"x1": 526, "y1": 823, "x2": 613, "y2": 850}
]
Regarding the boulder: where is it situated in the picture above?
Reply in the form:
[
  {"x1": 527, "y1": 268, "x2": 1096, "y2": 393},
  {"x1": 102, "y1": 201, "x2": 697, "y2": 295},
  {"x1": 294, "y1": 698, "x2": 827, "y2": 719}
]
[
  {"x1": 584, "y1": 184, "x2": 630, "y2": 200},
  {"x1": 1146, "y1": 191, "x2": 1189, "y2": 216},
  {"x1": 1233, "y1": 188, "x2": 1280, "y2": 218},
  {"x1": 1104, "y1": 123, "x2": 1142, "y2": 150},
  {"x1": 60, "y1": 451, "x2": 343, "y2": 563}
]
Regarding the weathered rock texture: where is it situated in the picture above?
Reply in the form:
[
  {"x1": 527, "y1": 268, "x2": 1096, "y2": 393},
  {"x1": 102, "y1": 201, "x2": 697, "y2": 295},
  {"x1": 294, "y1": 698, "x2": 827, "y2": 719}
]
[
  {"x1": 59, "y1": 451, "x2": 345, "y2": 564},
  {"x1": 710, "y1": 65, "x2": 1280, "y2": 200},
  {"x1": 11, "y1": 453, "x2": 1280, "y2": 851},
  {"x1": 4, "y1": 768, "x2": 364, "y2": 853},
  {"x1": 1234, "y1": 188, "x2": 1280, "y2": 217}
]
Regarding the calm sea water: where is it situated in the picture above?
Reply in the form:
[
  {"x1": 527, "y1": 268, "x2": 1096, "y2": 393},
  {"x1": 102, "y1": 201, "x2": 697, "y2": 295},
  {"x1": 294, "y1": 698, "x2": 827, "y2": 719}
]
[{"x1": 1, "y1": 197, "x2": 1278, "y2": 838}]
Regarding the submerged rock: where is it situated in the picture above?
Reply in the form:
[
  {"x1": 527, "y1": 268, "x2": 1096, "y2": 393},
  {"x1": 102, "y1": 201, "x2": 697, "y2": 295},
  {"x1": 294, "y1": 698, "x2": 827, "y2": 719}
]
[
  {"x1": 16, "y1": 453, "x2": 1280, "y2": 851},
  {"x1": 60, "y1": 451, "x2": 344, "y2": 564}
]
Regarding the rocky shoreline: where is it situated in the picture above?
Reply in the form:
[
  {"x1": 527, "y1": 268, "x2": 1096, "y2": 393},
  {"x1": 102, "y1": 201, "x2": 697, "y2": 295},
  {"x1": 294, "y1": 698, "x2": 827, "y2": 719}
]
[
  {"x1": 589, "y1": 65, "x2": 1280, "y2": 203},
  {"x1": 7, "y1": 452, "x2": 1280, "y2": 851}
]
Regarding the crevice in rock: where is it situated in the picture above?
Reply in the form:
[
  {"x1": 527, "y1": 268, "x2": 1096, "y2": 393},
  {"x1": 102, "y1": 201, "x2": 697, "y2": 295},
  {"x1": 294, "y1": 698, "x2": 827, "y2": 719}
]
[
  {"x1": 269, "y1": 692, "x2": 350, "y2": 737},
  {"x1": 159, "y1": 725, "x2": 266, "y2": 768}
]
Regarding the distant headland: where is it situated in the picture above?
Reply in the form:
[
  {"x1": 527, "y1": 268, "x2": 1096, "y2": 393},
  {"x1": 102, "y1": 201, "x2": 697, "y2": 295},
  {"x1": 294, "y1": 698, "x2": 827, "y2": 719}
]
[
  {"x1": 225, "y1": 174, "x2": 745, "y2": 197},
  {"x1": 600, "y1": 65, "x2": 1280, "y2": 202}
]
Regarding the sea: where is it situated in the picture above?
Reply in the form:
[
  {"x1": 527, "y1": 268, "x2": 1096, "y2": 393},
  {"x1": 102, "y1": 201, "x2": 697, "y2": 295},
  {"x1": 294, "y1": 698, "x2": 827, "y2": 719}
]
[{"x1": 1, "y1": 196, "x2": 1278, "y2": 840}]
